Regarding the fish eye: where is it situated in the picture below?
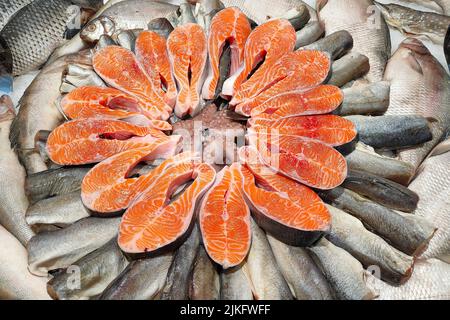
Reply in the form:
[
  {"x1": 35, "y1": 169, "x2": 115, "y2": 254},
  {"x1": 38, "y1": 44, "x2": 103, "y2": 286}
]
[{"x1": 86, "y1": 23, "x2": 97, "y2": 32}]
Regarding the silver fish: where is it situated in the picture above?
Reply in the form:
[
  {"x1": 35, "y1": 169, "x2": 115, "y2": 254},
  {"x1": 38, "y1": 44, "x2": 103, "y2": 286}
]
[
  {"x1": 295, "y1": 2, "x2": 324, "y2": 48},
  {"x1": 60, "y1": 64, "x2": 106, "y2": 94},
  {"x1": 396, "y1": 0, "x2": 450, "y2": 15},
  {"x1": 147, "y1": 18, "x2": 175, "y2": 39},
  {"x1": 177, "y1": 1, "x2": 197, "y2": 25},
  {"x1": 317, "y1": 0, "x2": 391, "y2": 82},
  {"x1": 267, "y1": 234, "x2": 334, "y2": 300},
  {"x1": 0, "y1": 0, "x2": 33, "y2": 30},
  {"x1": 302, "y1": 30, "x2": 353, "y2": 61},
  {"x1": 0, "y1": 225, "x2": 49, "y2": 300},
  {"x1": 308, "y1": 238, "x2": 377, "y2": 300},
  {"x1": 327, "y1": 52, "x2": 370, "y2": 87},
  {"x1": 277, "y1": 4, "x2": 310, "y2": 31},
  {"x1": 116, "y1": 30, "x2": 137, "y2": 52},
  {"x1": 192, "y1": 0, "x2": 224, "y2": 31},
  {"x1": 189, "y1": 245, "x2": 221, "y2": 300},
  {"x1": 27, "y1": 217, "x2": 120, "y2": 276},
  {"x1": 384, "y1": 38, "x2": 450, "y2": 170},
  {"x1": 0, "y1": 95, "x2": 34, "y2": 246},
  {"x1": 47, "y1": 238, "x2": 129, "y2": 300},
  {"x1": 220, "y1": 266, "x2": 254, "y2": 300}
]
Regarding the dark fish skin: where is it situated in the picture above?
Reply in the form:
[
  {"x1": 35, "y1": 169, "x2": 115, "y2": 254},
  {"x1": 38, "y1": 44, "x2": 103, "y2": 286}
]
[
  {"x1": 342, "y1": 169, "x2": 419, "y2": 213},
  {"x1": 160, "y1": 226, "x2": 201, "y2": 300},
  {"x1": 0, "y1": 0, "x2": 33, "y2": 30},
  {"x1": 215, "y1": 42, "x2": 232, "y2": 100},
  {"x1": 25, "y1": 166, "x2": 91, "y2": 203},
  {"x1": 319, "y1": 187, "x2": 437, "y2": 256},
  {"x1": 302, "y1": 30, "x2": 353, "y2": 61},
  {"x1": 346, "y1": 115, "x2": 432, "y2": 150},
  {"x1": 189, "y1": 246, "x2": 221, "y2": 300},
  {"x1": 445, "y1": 25, "x2": 450, "y2": 70},
  {"x1": 326, "y1": 205, "x2": 414, "y2": 285},
  {"x1": 147, "y1": 18, "x2": 174, "y2": 39},
  {"x1": 278, "y1": 5, "x2": 310, "y2": 31},
  {"x1": 327, "y1": 52, "x2": 370, "y2": 87},
  {"x1": 336, "y1": 82, "x2": 390, "y2": 116},
  {"x1": 47, "y1": 238, "x2": 129, "y2": 300},
  {"x1": 116, "y1": 30, "x2": 136, "y2": 52}
]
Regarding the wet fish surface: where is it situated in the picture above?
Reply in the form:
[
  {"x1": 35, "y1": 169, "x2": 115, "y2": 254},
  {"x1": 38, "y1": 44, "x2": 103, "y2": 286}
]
[
  {"x1": 336, "y1": 82, "x2": 390, "y2": 116},
  {"x1": 327, "y1": 53, "x2": 370, "y2": 87},
  {"x1": 189, "y1": 245, "x2": 221, "y2": 300},
  {"x1": 220, "y1": 266, "x2": 254, "y2": 300},
  {"x1": 0, "y1": 0, "x2": 33, "y2": 30},
  {"x1": 302, "y1": 30, "x2": 353, "y2": 61}
]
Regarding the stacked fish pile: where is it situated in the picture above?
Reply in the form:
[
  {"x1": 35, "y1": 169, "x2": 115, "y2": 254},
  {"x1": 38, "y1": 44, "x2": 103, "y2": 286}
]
[{"x1": 0, "y1": 0, "x2": 449, "y2": 300}]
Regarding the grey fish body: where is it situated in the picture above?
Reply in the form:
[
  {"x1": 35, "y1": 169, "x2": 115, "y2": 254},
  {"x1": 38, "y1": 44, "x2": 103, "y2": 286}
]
[
  {"x1": 245, "y1": 219, "x2": 293, "y2": 300},
  {"x1": 147, "y1": 18, "x2": 174, "y2": 39},
  {"x1": 327, "y1": 52, "x2": 370, "y2": 87},
  {"x1": 100, "y1": 253, "x2": 174, "y2": 300},
  {"x1": 0, "y1": 225, "x2": 50, "y2": 300},
  {"x1": 0, "y1": 95, "x2": 34, "y2": 245},
  {"x1": 189, "y1": 245, "x2": 220, "y2": 300},
  {"x1": 220, "y1": 266, "x2": 254, "y2": 300},
  {"x1": 384, "y1": 38, "x2": 450, "y2": 170},
  {"x1": 47, "y1": 238, "x2": 129, "y2": 300},
  {"x1": 397, "y1": 0, "x2": 450, "y2": 15},
  {"x1": 319, "y1": 187, "x2": 436, "y2": 256},
  {"x1": 318, "y1": 0, "x2": 391, "y2": 82},
  {"x1": 337, "y1": 82, "x2": 390, "y2": 116},
  {"x1": 346, "y1": 115, "x2": 432, "y2": 150},
  {"x1": 267, "y1": 234, "x2": 334, "y2": 300},
  {"x1": 161, "y1": 226, "x2": 201, "y2": 300},
  {"x1": 302, "y1": 30, "x2": 353, "y2": 61},
  {"x1": 278, "y1": 4, "x2": 310, "y2": 31},
  {"x1": 376, "y1": 2, "x2": 450, "y2": 45},
  {"x1": 192, "y1": 0, "x2": 224, "y2": 31},
  {"x1": 116, "y1": 30, "x2": 136, "y2": 52},
  {"x1": 27, "y1": 217, "x2": 120, "y2": 276},
  {"x1": 326, "y1": 205, "x2": 414, "y2": 284},
  {"x1": 26, "y1": 191, "x2": 90, "y2": 229},
  {"x1": 0, "y1": 0, "x2": 33, "y2": 30},
  {"x1": 308, "y1": 238, "x2": 377, "y2": 300},
  {"x1": 60, "y1": 64, "x2": 106, "y2": 94},
  {"x1": 295, "y1": 2, "x2": 324, "y2": 48}
]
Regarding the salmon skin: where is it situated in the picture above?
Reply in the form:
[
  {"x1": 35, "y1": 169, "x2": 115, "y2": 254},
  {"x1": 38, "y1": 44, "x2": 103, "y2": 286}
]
[
  {"x1": 46, "y1": 119, "x2": 168, "y2": 165},
  {"x1": 135, "y1": 31, "x2": 177, "y2": 108},
  {"x1": 231, "y1": 50, "x2": 331, "y2": 116},
  {"x1": 248, "y1": 115, "x2": 357, "y2": 147},
  {"x1": 250, "y1": 85, "x2": 343, "y2": 119},
  {"x1": 81, "y1": 141, "x2": 182, "y2": 215},
  {"x1": 202, "y1": 7, "x2": 251, "y2": 100},
  {"x1": 93, "y1": 46, "x2": 172, "y2": 121},
  {"x1": 167, "y1": 23, "x2": 208, "y2": 118},
  {"x1": 222, "y1": 19, "x2": 296, "y2": 97},
  {"x1": 239, "y1": 147, "x2": 330, "y2": 246},
  {"x1": 61, "y1": 86, "x2": 172, "y2": 131},
  {"x1": 118, "y1": 158, "x2": 216, "y2": 254},
  {"x1": 199, "y1": 163, "x2": 251, "y2": 269}
]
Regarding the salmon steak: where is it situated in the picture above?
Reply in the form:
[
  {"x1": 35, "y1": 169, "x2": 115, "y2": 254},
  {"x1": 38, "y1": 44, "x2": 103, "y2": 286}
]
[
  {"x1": 249, "y1": 134, "x2": 347, "y2": 189},
  {"x1": 231, "y1": 50, "x2": 331, "y2": 116},
  {"x1": 250, "y1": 85, "x2": 344, "y2": 119},
  {"x1": 61, "y1": 86, "x2": 172, "y2": 131},
  {"x1": 81, "y1": 141, "x2": 183, "y2": 214},
  {"x1": 248, "y1": 115, "x2": 357, "y2": 147},
  {"x1": 93, "y1": 46, "x2": 172, "y2": 121},
  {"x1": 135, "y1": 31, "x2": 178, "y2": 108},
  {"x1": 46, "y1": 119, "x2": 169, "y2": 165},
  {"x1": 222, "y1": 19, "x2": 296, "y2": 97},
  {"x1": 239, "y1": 148, "x2": 330, "y2": 246},
  {"x1": 118, "y1": 160, "x2": 216, "y2": 254},
  {"x1": 202, "y1": 7, "x2": 251, "y2": 100},
  {"x1": 199, "y1": 163, "x2": 251, "y2": 269},
  {"x1": 167, "y1": 23, "x2": 208, "y2": 118}
]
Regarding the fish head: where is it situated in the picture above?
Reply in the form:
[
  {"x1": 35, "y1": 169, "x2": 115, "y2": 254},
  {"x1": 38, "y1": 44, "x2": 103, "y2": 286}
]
[
  {"x1": 0, "y1": 95, "x2": 15, "y2": 122},
  {"x1": 80, "y1": 16, "x2": 116, "y2": 43}
]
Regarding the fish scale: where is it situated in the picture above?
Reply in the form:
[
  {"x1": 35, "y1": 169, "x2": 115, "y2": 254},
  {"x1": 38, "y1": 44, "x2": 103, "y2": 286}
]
[{"x1": 0, "y1": 0, "x2": 33, "y2": 30}]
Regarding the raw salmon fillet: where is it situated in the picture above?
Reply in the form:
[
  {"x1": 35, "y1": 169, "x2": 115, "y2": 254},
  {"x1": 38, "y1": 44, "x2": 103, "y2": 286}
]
[
  {"x1": 118, "y1": 161, "x2": 216, "y2": 254},
  {"x1": 199, "y1": 163, "x2": 251, "y2": 269},
  {"x1": 231, "y1": 50, "x2": 331, "y2": 116},
  {"x1": 81, "y1": 141, "x2": 183, "y2": 214},
  {"x1": 93, "y1": 46, "x2": 172, "y2": 121},
  {"x1": 222, "y1": 19, "x2": 296, "y2": 97},
  {"x1": 135, "y1": 31, "x2": 177, "y2": 108},
  {"x1": 248, "y1": 115, "x2": 357, "y2": 147},
  {"x1": 167, "y1": 23, "x2": 208, "y2": 118},
  {"x1": 202, "y1": 7, "x2": 251, "y2": 100},
  {"x1": 61, "y1": 86, "x2": 172, "y2": 131},
  {"x1": 249, "y1": 134, "x2": 347, "y2": 189},
  {"x1": 250, "y1": 85, "x2": 343, "y2": 119},
  {"x1": 46, "y1": 119, "x2": 169, "y2": 165}
]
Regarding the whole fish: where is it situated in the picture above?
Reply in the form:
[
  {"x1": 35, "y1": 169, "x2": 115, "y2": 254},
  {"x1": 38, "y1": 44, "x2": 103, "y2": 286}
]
[
  {"x1": 317, "y1": 0, "x2": 391, "y2": 82},
  {"x1": 27, "y1": 217, "x2": 120, "y2": 276},
  {"x1": 10, "y1": 50, "x2": 93, "y2": 175},
  {"x1": 327, "y1": 205, "x2": 414, "y2": 284},
  {"x1": 0, "y1": 0, "x2": 33, "y2": 30},
  {"x1": 147, "y1": 18, "x2": 175, "y2": 39},
  {"x1": 189, "y1": 245, "x2": 221, "y2": 300},
  {"x1": 267, "y1": 235, "x2": 334, "y2": 300},
  {"x1": 302, "y1": 30, "x2": 353, "y2": 61},
  {"x1": 0, "y1": 0, "x2": 95, "y2": 76},
  {"x1": 319, "y1": 187, "x2": 437, "y2": 256},
  {"x1": 384, "y1": 38, "x2": 450, "y2": 169},
  {"x1": 0, "y1": 95, "x2": 34, "y2": 246},
  {"x1": 327, "y1": 52, "x2": 370, "y2": 87},
  {"x1": 343, "y1": 169, "x2": 419, "y2": 213},
  {"x1": 161, "y1": 226, "x2": 201, "y2": 300},
  {"x1": 308, "y1": 238, "x2": 377, "y2": 300},
  {"x1": 47, "y1": 238, "x2": 129, "y2": 300},
  {"x1": 220, "y1": 266, "x2": 254, "y2": 300},
  {"x1": 295, "y1": 1, "x2": 324, "y2": 48},
  {"x1": 346, "y1": 115, "x2": 432, "y2": 150},
  {"x1": 336, "y1": 82, "x2": 390, "y2": 116},
  {"x1": 0, "y1": 225, "x2": 49, "y2": 300},
  {"x1": 26, "y1": 191, "x2": 90, "y2": 229},
  {"x1": 245, "y1": 219, "x2": 293, "y2": 300},
  {"x1": 100, "y1": 253, "x2": 175, "y2": 300},
  {"x1": 376, "y1": 2, "x2": 450, "y2": 45}
]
